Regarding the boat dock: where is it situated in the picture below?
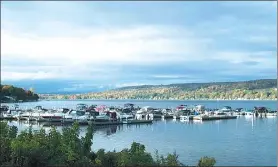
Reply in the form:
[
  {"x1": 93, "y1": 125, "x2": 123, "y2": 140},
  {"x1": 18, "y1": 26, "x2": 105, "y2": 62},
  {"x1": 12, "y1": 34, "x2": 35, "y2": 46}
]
[
  {"x1": 122, "y1": 120, "x2": 153, "y2": 124},
  {"x1": 193, "y1": 115, "x2": 237, "y2": 121},
  {"x1": 1, "y1": 103, "x2": 276, "y2": 126},
  {"x1": 89, "y1": 121, "x2": 123, "y2": 126}
]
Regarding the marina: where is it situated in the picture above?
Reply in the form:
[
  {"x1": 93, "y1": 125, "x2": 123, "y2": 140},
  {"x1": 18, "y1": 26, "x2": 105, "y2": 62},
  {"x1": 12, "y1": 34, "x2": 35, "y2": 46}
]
[
  {"x1": 1, "y1": 100, "x2": 276, "y2": 125},
  {"x1": 3, "y1": 113, "x2": 277, "y2": 166},
  {"x1": 1, "y1": 100, "x2": 277, "y2": 166}
]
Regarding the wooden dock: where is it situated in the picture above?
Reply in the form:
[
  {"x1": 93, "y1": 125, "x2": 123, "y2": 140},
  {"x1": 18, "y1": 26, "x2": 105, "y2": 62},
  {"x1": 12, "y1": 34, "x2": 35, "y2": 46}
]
[
  {"x1": 89, "y1": 121, "x2": 123, "y2": 126},
  {"x1": 193, "y1": 115, "x2": 237, "y2": 121},
  {"x1": 122, "y1": 120, "x2": 153, "y2": 124}
]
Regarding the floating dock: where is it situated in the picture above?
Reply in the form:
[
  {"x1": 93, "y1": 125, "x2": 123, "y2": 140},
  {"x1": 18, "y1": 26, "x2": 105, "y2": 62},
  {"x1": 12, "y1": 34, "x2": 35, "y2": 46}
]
[
  {"x1": 89, "y1": 121, "x2": 123, "y2": 126},
  {"x1": 193, "y1": 115, "x2": 237, "y2": 121},
  {"x1": 122, "y1": 120, "x2": 153, "y2": 124}
]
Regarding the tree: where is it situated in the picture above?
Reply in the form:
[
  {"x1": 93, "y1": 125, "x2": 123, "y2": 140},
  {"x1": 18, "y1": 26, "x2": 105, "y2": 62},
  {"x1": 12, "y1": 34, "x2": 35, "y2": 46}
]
[
  {"x1": 197, "y1": 156, "x2": 216, "y2": 167},
  {"x1": 0, "y1": 122, "x2": 217, "y2": 167}
]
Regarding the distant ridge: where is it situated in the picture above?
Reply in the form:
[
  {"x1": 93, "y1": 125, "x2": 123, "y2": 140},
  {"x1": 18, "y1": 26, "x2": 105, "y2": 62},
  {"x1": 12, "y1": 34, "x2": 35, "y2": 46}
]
[
  {"x1": 114, "y1": 79, "x2": 277, "y2": 91},
  {"x1": 40, "y1": 79, "x2": 277, "y2": 100}
]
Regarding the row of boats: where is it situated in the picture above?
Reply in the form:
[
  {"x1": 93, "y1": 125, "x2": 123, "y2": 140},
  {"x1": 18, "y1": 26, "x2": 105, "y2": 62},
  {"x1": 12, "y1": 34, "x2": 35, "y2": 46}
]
[{"x1": 0, "y1": 104, "x2": 276, "y2": 125}]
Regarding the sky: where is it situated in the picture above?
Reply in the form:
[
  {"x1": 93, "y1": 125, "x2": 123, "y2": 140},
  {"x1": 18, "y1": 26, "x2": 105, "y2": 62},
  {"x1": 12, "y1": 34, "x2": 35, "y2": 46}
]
[{"x1": 1, "y1": 1, "x2": 277, "y2": 93}]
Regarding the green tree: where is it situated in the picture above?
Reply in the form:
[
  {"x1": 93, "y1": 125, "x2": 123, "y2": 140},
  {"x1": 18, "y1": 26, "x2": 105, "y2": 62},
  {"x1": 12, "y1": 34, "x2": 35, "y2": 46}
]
[{"x1": 197, "y1": 156, "x2": 216, "y2": 167}]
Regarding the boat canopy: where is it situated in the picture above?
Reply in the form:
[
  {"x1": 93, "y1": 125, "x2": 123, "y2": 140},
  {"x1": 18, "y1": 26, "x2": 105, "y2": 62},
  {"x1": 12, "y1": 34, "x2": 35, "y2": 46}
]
[
  {"x1": 122, "y1": 108, "x2": 132, "y2": 113},
  {"x1": 142, "y1": 106, "x2": 153, "y2": 110},
  {"x1": 95, "y1": 105, "x2": 107, "y2": 112},
  {"x1": 137, "y1": 110, "x2": 145, "y2": 114}
]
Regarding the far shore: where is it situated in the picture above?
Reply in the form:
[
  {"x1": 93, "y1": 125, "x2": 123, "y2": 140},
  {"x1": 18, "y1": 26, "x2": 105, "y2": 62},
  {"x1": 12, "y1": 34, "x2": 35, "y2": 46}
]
[{"x1": 38, "y1": 98, "x2": 277, "y2": 101}]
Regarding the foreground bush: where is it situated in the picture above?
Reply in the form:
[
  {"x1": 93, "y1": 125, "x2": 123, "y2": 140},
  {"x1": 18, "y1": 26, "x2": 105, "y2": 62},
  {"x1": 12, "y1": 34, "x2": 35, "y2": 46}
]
[{"x1": 0, "y1": 121, "x2": 216, "y2": 167}]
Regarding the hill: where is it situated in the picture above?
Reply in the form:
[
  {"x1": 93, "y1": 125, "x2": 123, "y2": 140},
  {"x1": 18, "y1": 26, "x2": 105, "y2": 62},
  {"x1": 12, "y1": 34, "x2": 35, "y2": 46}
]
[
  {"x1": 0, "y1": 84, "x2": 39, "y2": 103},
  {"x1": 40, "y1": 79, "x2": 277, "y2": 100},
  {"x1": 116, "y1": 79, "x2": 277, "y2": 91}
]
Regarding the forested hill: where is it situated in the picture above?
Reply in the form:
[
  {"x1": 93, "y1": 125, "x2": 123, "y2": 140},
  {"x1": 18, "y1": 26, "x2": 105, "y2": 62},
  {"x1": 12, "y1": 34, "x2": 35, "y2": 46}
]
[
  {"x1": 0, "y1": 84, "x2": 39, "y2": 103},
  {"x1": 40, "y1": 79, "x2": 277, "y2": 100},
  {"x1": 116, "y1": 79, "x2": 277, "y2": 91}
]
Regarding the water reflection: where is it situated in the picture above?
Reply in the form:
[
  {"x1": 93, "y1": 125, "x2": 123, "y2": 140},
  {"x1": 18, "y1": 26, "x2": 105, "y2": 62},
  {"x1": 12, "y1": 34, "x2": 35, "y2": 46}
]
[
  {"x1": 6, "y1": 120, "x2": 128, "y2": 137},
  {"x1": 180, "y1": 120, "x2": 203, "y2": 124},
  {"x1": 2, "y1": 116, "x2": 276, "y2": 166},
  {"x1": 92, "y1": 125, "x2": 123, "y2": 136}
]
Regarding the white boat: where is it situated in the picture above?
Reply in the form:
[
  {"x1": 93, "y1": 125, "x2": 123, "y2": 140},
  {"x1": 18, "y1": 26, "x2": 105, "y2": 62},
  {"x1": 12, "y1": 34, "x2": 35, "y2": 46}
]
[
  {"x1": 119, "y1": 113, "x2": 134, "y2": 120},
  {"x1": 37, "y1": 112, "x2": 64, "y2": 122},
  {"x1": 135, "y1": 113, "x2": 153, "y2": 120},
  {"x1": 180, "y1": 115, "x2": 189, "y2": 121},
  {"x1": 245, "y1": 111, "x2": 254, "y2": 117},
  {"x1": 89, "y1": 112, "x2": 122, "y2": 125},
  {"x1": 76, "y1": 104, "x2": 88, "y2": 111},
  {"x1": 122, "y1": 117, "x2": 152, "y2": 124},
  {"x1": 221, "y1": 106, "x2": 232, "y2": 112},
  {"x1": 15, "y1": 111, "x2": 33, "y2": 120},
  {"x1": 2, "y1": 113, "x2": 14, "y2": 119},
  {"x1": 63, "y1": 110, "x2": 90, "y2": 124},
  {"x1": 266, "y1": 112, "x2": 277, "y2": 118}
]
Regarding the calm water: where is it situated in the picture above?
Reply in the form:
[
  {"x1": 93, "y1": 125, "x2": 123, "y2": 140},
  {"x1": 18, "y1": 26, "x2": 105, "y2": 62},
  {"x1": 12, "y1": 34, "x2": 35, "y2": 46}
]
[{"x1": 3, "y1": 100, "x2": 277, "y2": 166}]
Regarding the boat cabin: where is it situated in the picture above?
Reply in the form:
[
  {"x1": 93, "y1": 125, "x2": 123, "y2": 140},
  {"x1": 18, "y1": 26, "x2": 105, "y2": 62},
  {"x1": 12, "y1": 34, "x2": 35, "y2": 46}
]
[
  {"x1": 0, "y1": 105, "x2": 9, "y2": 111},
  {"x1": 254, "y1": 106, "x2": 268, "y2": 113},
  {"x1": 221, "y1": 106, "x2": 232, "y2": 112},
  {"x1": 89, "y1": 111, "x2": 100, "y2": 117},
  {"x1": 141, "y1": 106, "x2": 154, "y2": 112},
  {"x1": 235, "y1": 108, "x2": 243, "y2": 112},
  {"x1": 176, "y1": 105, "x2": 187, "y2": 110},
  {"x1": 88, "y1": 105, "x2": 97, "y2": 111},
  {"x1": 195, "y1": 105, "x2": 205, "y2": 111},
  {"x1": 122, "y1": 108, "x2": 132, "y2": 113},
  {"x1": 34, "y1": 106, "x2": 43, "y2": 110},
  {"x1": 124, "y1": 103, "x2": 135, "y2": 109},
  {"x1": 76, "y1": 104, "x2": 88, "y2": 111},
  {"x1": 106, "y1": 111, "x2": 117, "y2": 119},
  {"x1": 61, "y1": 108, "x2": 70, "y2": 113}
]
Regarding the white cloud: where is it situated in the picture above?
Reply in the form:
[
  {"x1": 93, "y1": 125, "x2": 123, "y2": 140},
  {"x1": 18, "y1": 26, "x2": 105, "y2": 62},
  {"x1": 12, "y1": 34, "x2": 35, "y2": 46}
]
[
  {"x1": 212, "y1": 51, "x2": 276, "y2": 67},
  {"x1": 1, "y1": 23, "x2": 276, "y2": 81},
  {"x1": 1, "y1": 23, "x2": 215, "y2": 81},
  {"x1": 1, "y1": 1, "x2": 276, "y2": 84},
  {"x1": 1, "y1": 25, "x2": 211, "y2": 66},
  {"x1": 1, "y1": 71, "x2": 63, "y2": 81}
]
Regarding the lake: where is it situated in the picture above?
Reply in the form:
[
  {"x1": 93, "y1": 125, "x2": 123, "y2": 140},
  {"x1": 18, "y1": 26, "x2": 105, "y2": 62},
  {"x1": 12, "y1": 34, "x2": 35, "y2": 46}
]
[{"x1": 3, "y1": 100, "x2": 277, "y2": 166}]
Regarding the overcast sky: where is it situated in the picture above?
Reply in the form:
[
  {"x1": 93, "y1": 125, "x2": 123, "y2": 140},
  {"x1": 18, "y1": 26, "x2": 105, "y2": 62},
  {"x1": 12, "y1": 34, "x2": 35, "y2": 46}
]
[{"x1": 1, "y1": 1, "x2": 277, "y2": 93}]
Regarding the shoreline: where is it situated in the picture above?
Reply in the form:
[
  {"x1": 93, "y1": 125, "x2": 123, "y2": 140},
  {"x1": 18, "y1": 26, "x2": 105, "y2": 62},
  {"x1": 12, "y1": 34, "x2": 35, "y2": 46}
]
[{"x1": 38, "y1": 98, "x2": 277, "y2": 101}]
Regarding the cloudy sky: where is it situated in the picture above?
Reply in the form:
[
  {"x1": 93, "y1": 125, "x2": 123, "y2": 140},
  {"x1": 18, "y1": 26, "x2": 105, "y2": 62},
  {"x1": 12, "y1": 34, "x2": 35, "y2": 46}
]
[{"x1": 1, "y1": 1, "x2": 277, "y2": 93}]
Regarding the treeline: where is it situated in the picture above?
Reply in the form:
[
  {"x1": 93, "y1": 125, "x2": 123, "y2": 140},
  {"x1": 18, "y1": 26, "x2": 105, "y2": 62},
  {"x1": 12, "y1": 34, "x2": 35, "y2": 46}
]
[
  {"x1": 0, "y1": 121, "x2": 216, "y2": 167},
  {"x1": 40, "y1": 79, "x2": 277, "y2": 100},
  {"x1": 0, "y1": 85, "x2": 39, "y2": 103},
  {"x1": 117, "y1": 79, "x2": 277, "y2": 91}
]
